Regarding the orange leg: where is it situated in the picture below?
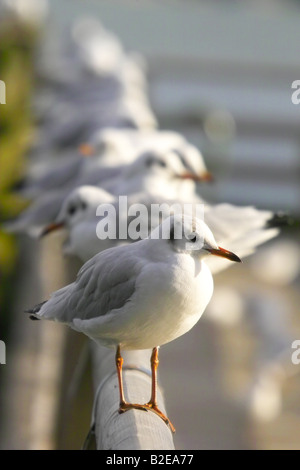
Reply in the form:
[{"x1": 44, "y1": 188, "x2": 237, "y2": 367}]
[
  {"x1": 115, "y1": 345, "x2": 175, "y2": 433},
  {"x1": 146, "y1": 347, "x2": 176, "y2": 433},
  {"x1": 116, "y1": 344, "x2": 126, "y2": 406},
  {"x1": 116, "y1": 345, "x2": 148, "y2": 412}
]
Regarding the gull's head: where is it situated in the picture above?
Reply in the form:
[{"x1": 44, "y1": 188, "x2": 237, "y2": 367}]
[
  {"x1": 122, "y1": 148, "x2": 209, "y2": 184},
  {"x1": 150, "y1": 214, "x2": 241, "y2": 263},
  {"x1": 172, "y1": 145, "x2": 213, "y2": 182},
  {"x1": 78, "y1": 128, "x2": 125, "y2": 157},
  {"x1": 40, "y1": 186, "x2": 114, "y2": 236}
]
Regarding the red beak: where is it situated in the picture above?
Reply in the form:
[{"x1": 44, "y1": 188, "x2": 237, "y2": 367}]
[
  {"x1": 40, "y1": 222, "x2": 65, "y2": 238},
  {"x1": 78, "y1": 143, "x2": 96, "y2": 157},
  {"x1": 207, "y1": 246, "x2": 241, "y2": 263},
  {"x1": 181, "y1": 171, "x2": 214, "y2": 182}
]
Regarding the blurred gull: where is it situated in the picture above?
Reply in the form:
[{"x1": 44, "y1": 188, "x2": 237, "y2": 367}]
[
  {"x1": 249, "y1": 238, "x2": 300, "y2": 286},
  {"x1": 243, "y1": 289, "x2": 294, "y2": 422},
  {"x1": 99, "y1": 149, "x2": 207, "y2": 200},
  {"x1": 21, "y1": 128, "x2": 211, "y2": 198},
  {"x1": 206, "y1": 261, "x2": 297, "y2": 423},
  {"x1": 40, "y1": 185, "x2": 279, "y2": 275},
  {"x1": 32, "y1": 19, "x2": 156, "y2": 153},
  {"x1": 5, "y1": 148, "x2": 208, "y2": 233}
]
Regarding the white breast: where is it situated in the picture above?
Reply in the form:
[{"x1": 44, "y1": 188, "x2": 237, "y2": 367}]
[{"x1": 92, "y1": 255, "x2": 213, "y2": 350}]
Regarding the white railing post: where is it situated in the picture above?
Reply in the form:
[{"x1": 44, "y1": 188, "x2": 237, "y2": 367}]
[{"x1": 91, "y1": 344, "x2": 175, "y2": 450}]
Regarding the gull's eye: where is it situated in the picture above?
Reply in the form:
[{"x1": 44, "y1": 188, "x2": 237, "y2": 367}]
[{"x1": 68, "y1": 204, "x2": 77, "y2": 216}]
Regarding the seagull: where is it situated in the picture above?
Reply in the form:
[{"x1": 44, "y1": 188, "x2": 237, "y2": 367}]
[
  {"x1": 20, "y1": 128, "x2": 211, "y2": 198},
  {"x1": 4, "y1": 149, "x2": 207, "y2": 234},
  {"x1": 31, "y1": 17, "x2": 157, "y2": 155},
  {"x1": 78, "y1": 128, "x2": 211, "y2": 179},
  {"x1": 100, "y1": 149, "x2": 207, "y2": 200},
  {"x1": 40, "y1": 185, "x2": 279, "y2": 273},
  {"x1": 26, "y1": 214, "x2": 241, "y2": 432}
]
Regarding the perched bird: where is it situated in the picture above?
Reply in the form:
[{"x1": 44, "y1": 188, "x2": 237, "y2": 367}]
[
  {"x1": 100, "y1": 149, "x2": 208, "y2": 199},
  {"x1": 26, "y1": 215, "x2": 241, "y2": 431},
  {"x1": 40, "y1": 185, "x2": 279, "y2": 273},
  {"x1": 4, "y1": 149, "x2": 207, "y2": 234},
  {"x1": 20, "y1": 128, "x2": 211, "y2": 198},
  {"x1": 30, "y1": 17, "x2": 157, "y2": 156}
]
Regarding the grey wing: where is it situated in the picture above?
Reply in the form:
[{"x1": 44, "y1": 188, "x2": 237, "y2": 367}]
[
  {"x1": 21, "y1": 157, "x2": 83, "y2": 198},
  {"x1": 204, "y1": 203, "x2": 276, "y2": 245},
  {"x1": 204, "y1": 203, "x2": 278, "y2": 274},
  {"x1": 3, "y1": 189, "x2": 70, "y2": 235},
  {"x1": 78, "y1": 164, "x2": 123, "y2": 187},
  {"x1": 37, "y1": 245, "x2": 138, "y2": 323}
]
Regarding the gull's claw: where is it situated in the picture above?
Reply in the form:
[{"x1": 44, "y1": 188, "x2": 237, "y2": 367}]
[
  {"x1": 118, "y1": 402, "x2": 175, "y2": 433},
  {"x1": 119, "y1": 402, "x2": 149, "y2": 413}
]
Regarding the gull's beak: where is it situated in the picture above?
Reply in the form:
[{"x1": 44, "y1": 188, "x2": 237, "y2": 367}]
[
  {"x1": 200, "y1": 171, "x2": 214, "y2": 182},
  {"x1": 78, "y1": 143, "x2": 95, "y2": 157},
  {"x1": 40, "y1": 222, "x2": 65, "y2": 238},
  {"x1": 180, "y1": 171, "x2": 214, "y2": 182},
  {"x1": 207, "y1": 246, "x2": 241, "y2": 263}
]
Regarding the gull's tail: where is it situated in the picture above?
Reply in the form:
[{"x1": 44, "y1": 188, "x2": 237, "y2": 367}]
[
  {"x1": 266, "y1": 212, "x2": 294, "y2": 229},
  {"x1": 204, "y1": 204, "x2": 287, "y2": 275},
  {"x1": 25, "y1": 301, "x2": 47, "y2": 320}
]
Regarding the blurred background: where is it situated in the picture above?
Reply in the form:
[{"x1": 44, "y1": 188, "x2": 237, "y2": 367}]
[{"x1": 0, "y1": 0, "x2": 300, "y2": 449}]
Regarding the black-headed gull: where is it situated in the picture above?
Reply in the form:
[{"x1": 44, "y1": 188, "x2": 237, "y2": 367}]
[
  {"x1": 40, "y1": 185, "x2": 279, "y2": 274},
  {"x1": 4, "y1": 149, "x2": 207, "y2": 234},
  {"x1": 26, "y1": 214, "x2": 241, "y2": 431},
  {"x1": 21, "y1": 128, "x2": 211, "y2": 198}
]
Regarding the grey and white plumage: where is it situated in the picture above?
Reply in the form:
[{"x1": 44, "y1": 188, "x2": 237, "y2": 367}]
[
  {"x1": 40, "y1": 185, "x2": 279, "y2": 275},
  {"x1": 4, "y1": 148, "x2": 207, "y2": 234},
  {"x1": 26, "y1": 215, "x2": 241, "y2": 350},
  {"x1": 20, "y1": 128, "x2": 209, "y2": 198}
]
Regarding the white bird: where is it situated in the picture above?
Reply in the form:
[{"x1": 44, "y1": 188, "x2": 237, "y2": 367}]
[
  {"x1": 31, "y1": 18, "x2": 157, "y2": 155},
  {"x1": 40, "y1": 185, "x2": 279, "y2": 274},
  {"x1": 21, "y1": 128, "x2": 211, "y2": 198},
  {"x1": 26, "y1": 214, "x2": 241, "y2": 431},
  {"x1": 78, "y1": 128, "x2": 210, "y2": 175},
  {"x1": 4, "y1": 149, "x2": 207, "y2": 234},
  {"x1": 100, "y1": 149, "x2": 206, "y2": 200}
]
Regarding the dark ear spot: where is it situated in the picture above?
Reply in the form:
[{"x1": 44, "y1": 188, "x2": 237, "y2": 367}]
[
  {"x1": 68, "y1": 204, "x2": 77, "y2": 215},
  {"x1": 145, "y1": 156, "x2": 155, "y2": 167},
  {"x1": 145, "y1": 156, "x2": 167, "y2": 168}
]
